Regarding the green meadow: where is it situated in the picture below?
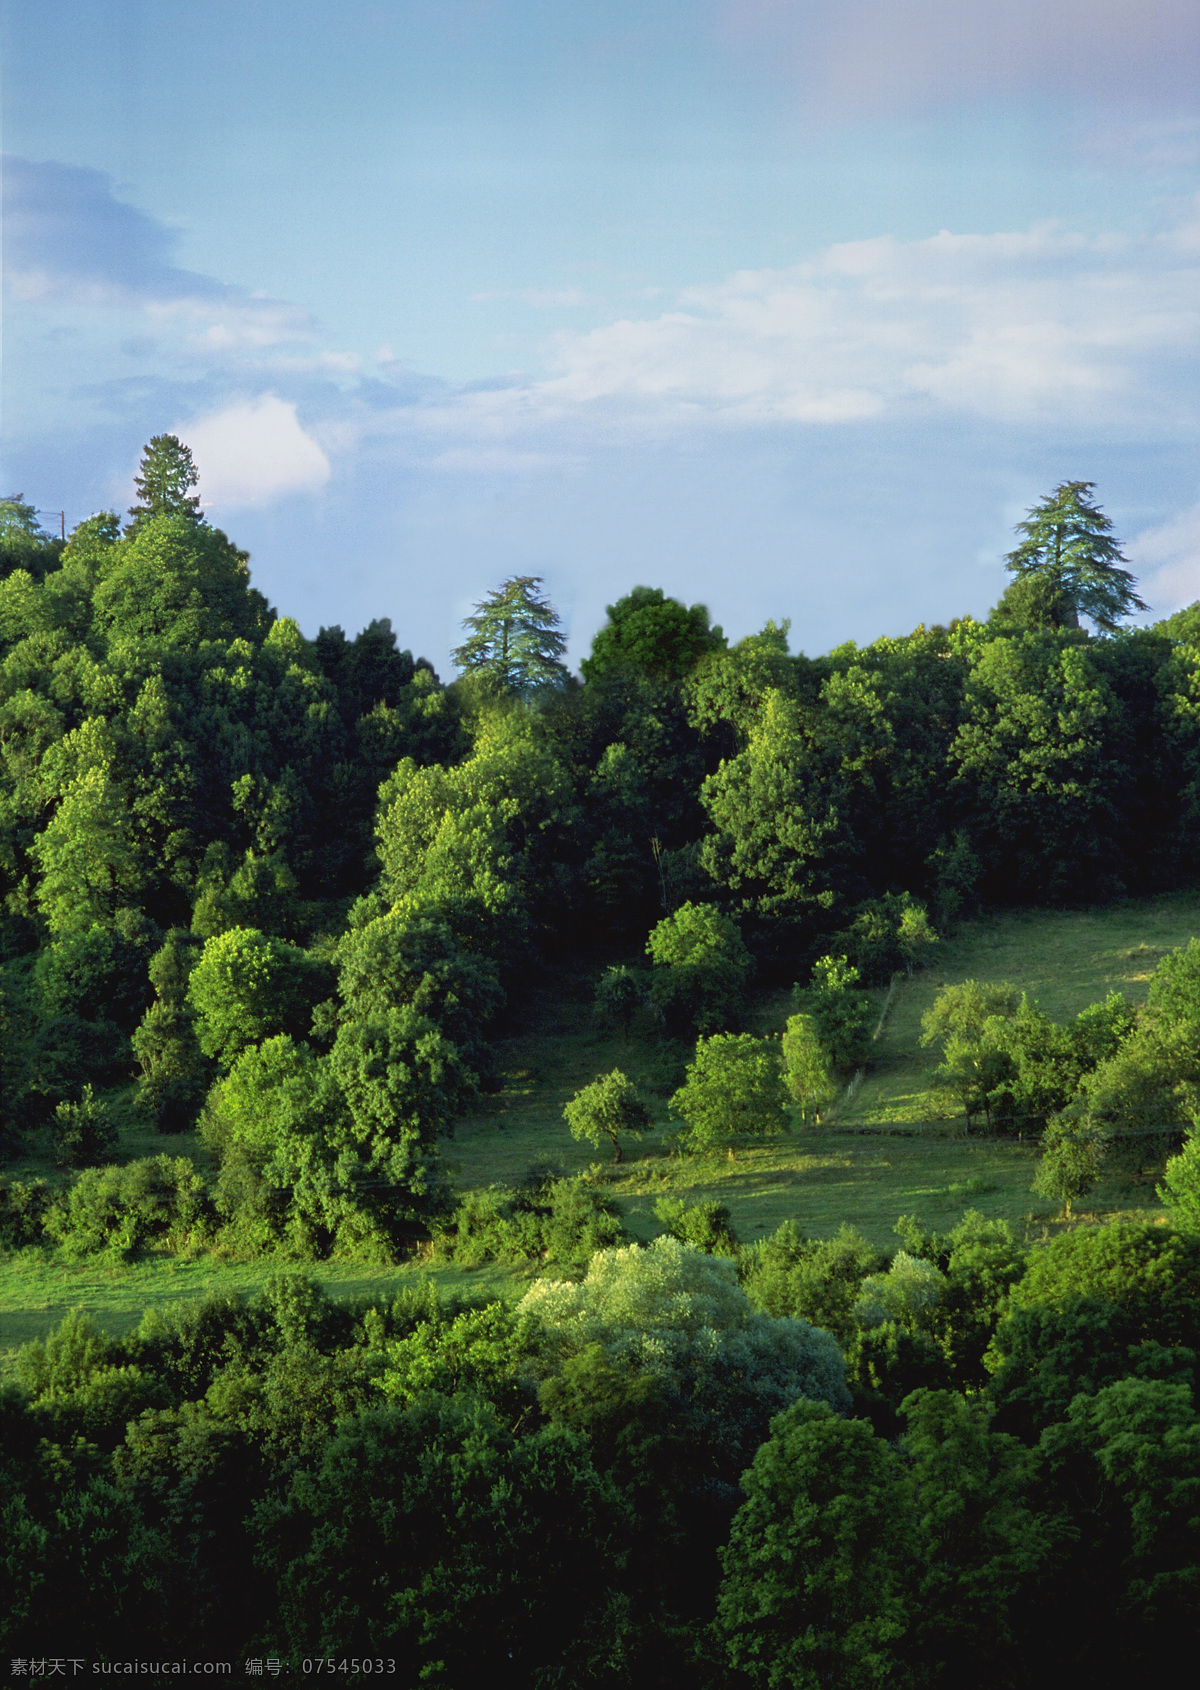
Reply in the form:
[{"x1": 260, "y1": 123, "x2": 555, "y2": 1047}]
[{"x1": 5, "y1": 891, "x2": 1195, "y2": 1357}]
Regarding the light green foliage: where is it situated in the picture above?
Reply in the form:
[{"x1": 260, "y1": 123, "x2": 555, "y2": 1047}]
[
  {"x1": 333, "y1": 906, "x2": 503, "y2": 1070},
  {"x1": 204, "y1": 1029, "x2": 445, "y2": 1259},
  {"x1": 1003, "y1": 480, "x2": 1145, "y2": 631},
  {"x1": 686, "y1": 621, "x2": 796, "y2": 743},
  {"x1": 31, "y1": 748, "x2": 144, "y2": 936},
  {"x1": 581, "y1": 584, "x2": 724, "y2": 684},
  {"x1": 13, "y1": 1308, "x2": 165, "y2": 1449},
  {"x1": 186, "y1": 926, "x2": 326, "y2": 1068},
  {"x1": 652, "y1": 1194, "x2": 740, "y2": 1256},
  {"x1": 563, "y1": 1069, "x2": 649, "y2": 1163},
  {"x1": 795, "y1": 954, "x2": 874, "y2": 1074},
  {"x1": 716, "y1": 1398, "x2": 914, "y2": 1690},
  {"x1": 855, "y1": 1250, "x2": 945, "y2": 1333},
  {"x1": 1070, "y1": 940, "x2": 1200, "y2": 1169},
  {"x1": 951, "y1": 632, "x2": 1126, "y2": 903},
  {"x1": 42, "y1": 1155, "x2": 210, "y2": 1259},
  {"x1": 374, "y1": 709, "x2": 575, "y2": 948},
  {"x1": 920, "y1": 979, "x2": 1020, "y2": 1126},
  {"x1": 669, "y1": 1032, "x2": 790, "y2": 1155},
  {"x1": 520, "y1": 1235, "x2": 850, "y2": 1425},
  {"x1": 645, "y1": 899, "x2": 754, "y2": 1035},
  {"x1": 1158, "y1": 1132, "x2": 1200, "y2": 1230},
  {"x1": 1001, "y1": 1218, "x2": 1200, "y2": 1335},
  {"x1": 431, "y1": 1174, "x2": 626, "y2": 1271},
  {"x1": 380, "y1": 1302, "x2": 536, "y2": 1413},
  {"x1": 698, "y1": 687, "x2": 849, "y2": 940},
  {"x1": 451, "y1": 574, "x2": 567, "y2": 695},
  {"x1": 781, "y1": 1011, "x2": 835, "y2": 1122},
  {"x1": 49, "y1": 1083, "x2": 118, "y2": 1168}
]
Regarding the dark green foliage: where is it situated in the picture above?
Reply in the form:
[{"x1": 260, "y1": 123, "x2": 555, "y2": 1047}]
[
  {"x1": 1029, "y1": 1378, "x2": 1200, "y2": 1677},
  {"x1": 1003, "y1": 480, "x2": 1146, "y2": 632},
  {"x1": 900, "y1": 1390, "x2": 1058, "y2": 1689},
  {"x1": 715, "y1": 1399, "x2": 914, "y2": 1689},
  {"x1": 0, "y1": 1174, "x2": 53, "y2": 1247},
  {"x1": 254, "y1": 1397, "x2": 633, "y2": 1681},
  {"x1": 49, "y1": 1083, "x2": 118, "y2": 1168},
  {"x1": 581, "y1": 585, "x2": 725, "y2": 685},
  {"x1": 126, "y1": 434, "x2": 202, "y2": 531},
  {"x1": 592, "y1": 962, "x2": 646, "y2": 1036}
]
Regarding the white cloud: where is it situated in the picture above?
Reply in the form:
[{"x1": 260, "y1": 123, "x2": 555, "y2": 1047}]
[
  {"x1": 360, "y1": 214, "x2": 1198, "y2": 451},
  {"x1": 1130, "y1": 503, "x2": 1200, "y2": 613},
  {"x1": 179, "y1": 395, "x2": 331, "y2": 509}
]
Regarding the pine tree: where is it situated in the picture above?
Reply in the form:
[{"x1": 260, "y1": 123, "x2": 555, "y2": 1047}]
[
  {"x1": 1003, "y1": 481, "x2": 1146, "y2": 632},
  {"x1": 127, "y1": 435, "x2": 202, "y2": 531},
  {"x1": 452, "y1": 575, "x2": 567, "y2": 694}
]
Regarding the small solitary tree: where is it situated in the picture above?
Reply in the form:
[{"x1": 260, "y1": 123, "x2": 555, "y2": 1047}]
[
  {"x1": 794, "y1": 956, "x2": 873, "y2": 1075},
  {"x1": 781, "y1": 1013, "x2": 836, "y2": 1124},
  {"x1": 670, "y1": 1033, "x2": 789, "y2": 1159},
  {"x1": 452, "y1": 575, "x2": 568, "y2": 695},
  {"x1": 563, "y1": 1069, "x2": 650, "y2": 1164},
  {"x1": 1003, "y1": 481, "x2": 1146, "y2": 632},
  {"x1": 920, "y1": 980, "x2": 1020, "y2": 1130},
  {"x1": 593, "y1": 965, "x2": 645, "y2": 1039},
  {"x1": 1032, "y1": 1117, "x2": 1109, "y2": 1219}
]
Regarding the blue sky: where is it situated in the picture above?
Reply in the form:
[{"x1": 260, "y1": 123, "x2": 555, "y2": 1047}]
[{"x1": 3, "y1": 0, "x2": 1198, "y2": 670}]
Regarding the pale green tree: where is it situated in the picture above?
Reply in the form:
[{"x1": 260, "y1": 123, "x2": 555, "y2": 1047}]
[
  {"x1": 563, "y1": 1069, "x2": 649, "y2": 1164},
  {"x1": 781, "y1": 1012, "x2": 835, "y2": 1124}
]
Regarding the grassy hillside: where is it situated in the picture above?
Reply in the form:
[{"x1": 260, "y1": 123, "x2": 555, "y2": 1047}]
[
  {"x1": 845, "y1": 891, "x2": 1200, "y2": 1126},
  {"x1": 4, "y1": 893, "x2": 1194, "y2": 1353}
]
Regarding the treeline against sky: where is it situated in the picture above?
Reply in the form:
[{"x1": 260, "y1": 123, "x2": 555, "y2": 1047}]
[{"x1": 6, "y1": 453, "x2": 1200, "y2": 1249}]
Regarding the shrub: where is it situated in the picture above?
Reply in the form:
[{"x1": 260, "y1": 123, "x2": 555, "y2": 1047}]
[
  {"x1": 43, "y1": 1155, "x2": 213, "y2": 1260},
  {"x1": 653, "y1": 1195, "x2": 740, "y2": 1257},
  {"x1": 49, "y1": 1084, "x2": 118, "y2": 1168},
  {"x1": 431, "y1": 1173, "x2": 626, "y2": 1271},
  {"x1": 0, "y1": 1176, "x2": 54, "y2": 1249}
]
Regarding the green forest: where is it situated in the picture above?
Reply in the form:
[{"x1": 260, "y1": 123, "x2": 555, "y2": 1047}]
[{"x1": 4, "y1": 442, "x2": 1200, "y2": 1684}]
